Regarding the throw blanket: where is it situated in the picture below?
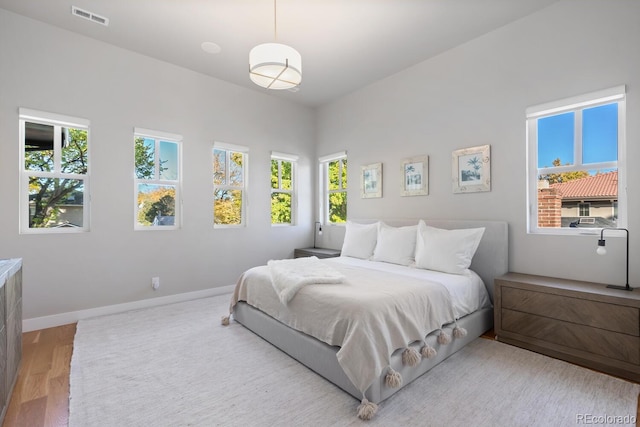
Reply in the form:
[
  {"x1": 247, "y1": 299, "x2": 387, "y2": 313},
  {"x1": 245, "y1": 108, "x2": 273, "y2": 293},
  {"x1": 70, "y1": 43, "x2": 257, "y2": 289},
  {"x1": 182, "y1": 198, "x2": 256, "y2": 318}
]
[
  {"x1": 228, "y1": 258, "x2": 456, "y2": 397},
  {"x1": 267, "y1": 256, "x2": 345, "y2": 304}
]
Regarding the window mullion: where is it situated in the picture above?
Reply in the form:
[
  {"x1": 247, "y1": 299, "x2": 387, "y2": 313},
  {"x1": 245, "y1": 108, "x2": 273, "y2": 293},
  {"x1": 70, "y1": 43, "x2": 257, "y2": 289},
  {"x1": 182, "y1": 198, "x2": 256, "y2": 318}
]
[
  {"x1": 323, "y1": 162, "x2": 329, "y2": 222},
  {"x1": 154, "y1": 139, "x2": 160, "y2": 180},
  {"x1": 277, "y1": 160, "x2": 282, "y2": 190},
  {"x1": 575, "y1": 109, "x2": 583, "y2": 167},
  {"x1": 58, "y1": 172, "x2": 88, "y2": 180},
  {"x1": 53, "y1": 125, "x2": 62, "y2": 174},
  {"x1": 154, "y1": 179, "x2": 178, "y2": 186},
  {"x1": 24, "y1": 170, "x2": 54, "y2": 179},
  {"x1": 538, "y1": 161, "x2": 617, "y2": 175}
]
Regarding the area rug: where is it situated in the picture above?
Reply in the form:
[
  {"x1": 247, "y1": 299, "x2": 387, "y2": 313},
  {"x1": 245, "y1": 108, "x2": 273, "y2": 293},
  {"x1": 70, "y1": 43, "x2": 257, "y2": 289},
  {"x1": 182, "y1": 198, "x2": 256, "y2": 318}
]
[{"x1": 69, "y1": 294, "x2": 639, "y2": 426}]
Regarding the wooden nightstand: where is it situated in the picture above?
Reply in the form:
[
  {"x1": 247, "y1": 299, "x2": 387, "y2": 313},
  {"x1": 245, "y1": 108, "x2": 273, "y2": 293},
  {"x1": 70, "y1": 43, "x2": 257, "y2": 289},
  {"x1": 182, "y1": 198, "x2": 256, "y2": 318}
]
[
  {"x1": 494, "y1": 272, "x2": 640, "y2": 382},
  {"x1": 294, "y1": 247, "x2": 341, "y2": 259}
]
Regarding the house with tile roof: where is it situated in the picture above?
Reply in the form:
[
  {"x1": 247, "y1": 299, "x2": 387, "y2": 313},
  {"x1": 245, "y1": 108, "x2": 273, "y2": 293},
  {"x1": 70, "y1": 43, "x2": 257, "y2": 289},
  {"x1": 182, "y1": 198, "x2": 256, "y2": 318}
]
[{"x1": 538, "y1": 171, "x2": 618, "y2": 228}]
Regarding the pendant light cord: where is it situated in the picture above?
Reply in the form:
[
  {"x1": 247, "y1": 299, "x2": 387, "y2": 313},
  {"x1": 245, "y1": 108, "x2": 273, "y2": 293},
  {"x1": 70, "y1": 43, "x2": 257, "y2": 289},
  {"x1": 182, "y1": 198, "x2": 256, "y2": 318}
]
[{"x1": 274, "y1": 0, "x2": 278, "y2": 41}]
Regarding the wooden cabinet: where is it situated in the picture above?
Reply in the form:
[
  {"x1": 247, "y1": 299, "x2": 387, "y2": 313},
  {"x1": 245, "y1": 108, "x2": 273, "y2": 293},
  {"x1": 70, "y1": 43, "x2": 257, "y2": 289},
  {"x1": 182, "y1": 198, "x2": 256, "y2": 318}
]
[
  {"x1": 0, "y1": 259, "x2": 22, "y2": 424},
  {"x1": 495, "y1": 272, "x2": 640, "y2": 382},
  {"x1": 294, "y1": 247, "x2": 341, "y2": 259}
]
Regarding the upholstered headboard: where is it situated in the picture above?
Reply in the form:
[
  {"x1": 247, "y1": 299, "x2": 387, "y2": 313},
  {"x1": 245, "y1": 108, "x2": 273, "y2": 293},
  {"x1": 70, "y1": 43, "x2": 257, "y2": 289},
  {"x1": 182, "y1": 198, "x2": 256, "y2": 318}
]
[{"x1": 351, "y1": 219, "x2": 509, "y2": 303}]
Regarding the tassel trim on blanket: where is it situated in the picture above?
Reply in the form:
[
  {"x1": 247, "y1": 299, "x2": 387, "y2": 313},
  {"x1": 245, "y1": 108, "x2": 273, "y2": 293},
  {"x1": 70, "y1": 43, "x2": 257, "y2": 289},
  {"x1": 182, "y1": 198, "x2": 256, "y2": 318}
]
[
  {"x1": 221, "y1": 314, "x2": 231, "y2": 326},
  {"x1": 357, "y1": 397, "x2": 378, "y2": 420},
  {"x1": 223, "y1": 303, "x2": 465, "y2": 420},
  {"x1": 437, "y1": 329, "x2": 452, "y2": 345},
  {"x1": 453, "y1": 324, "x2": 467, "y2": 338},
  {"x1": 382, "y1": 324, "x2": 469, "y2": 391},
  {"x1": 385, "y1": 367, "x2": 403, "y2": 388},
  {"x1": 402, "y1": 347, "x2": 421, "y2": 367},
  {"x1": 418, "y1": 324, "x2": 466, "y2": 358},
  {"x1": 420, "y1": 343, "x2": 437, "y2": 359}
]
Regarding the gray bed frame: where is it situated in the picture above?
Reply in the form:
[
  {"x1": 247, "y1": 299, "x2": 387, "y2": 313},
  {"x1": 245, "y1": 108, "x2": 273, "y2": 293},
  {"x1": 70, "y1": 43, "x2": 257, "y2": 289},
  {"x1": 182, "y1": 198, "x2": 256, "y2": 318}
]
[{"x1": 233, "y1": 219, "x2": 509, "y2": 404}]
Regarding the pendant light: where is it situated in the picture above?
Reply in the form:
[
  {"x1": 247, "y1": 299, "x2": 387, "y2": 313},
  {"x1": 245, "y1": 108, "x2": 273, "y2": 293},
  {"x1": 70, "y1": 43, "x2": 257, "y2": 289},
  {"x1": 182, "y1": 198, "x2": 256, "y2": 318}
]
[{"x1": 249, "y1": 0, "x2": 302, "y2": 90}]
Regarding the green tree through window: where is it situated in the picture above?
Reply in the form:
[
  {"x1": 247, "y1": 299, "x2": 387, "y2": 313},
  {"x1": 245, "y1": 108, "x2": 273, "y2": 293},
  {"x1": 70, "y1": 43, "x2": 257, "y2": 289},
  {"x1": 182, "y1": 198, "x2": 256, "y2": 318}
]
[
  {"x1": 134, "y1": 131, "x2": 180, "y2": 228},
  {"x1": 21, "y1": 113, "x2": 90, "y2": 231},
  {"x1": 326, "y1": 157, "x2": 347, "y2": 223},
  {"x1": 214, "y1": 147, "x2": 246, "y2": 225},
  {"x1": 271, "y1": 158, "x2": 294, "y2": 224}
]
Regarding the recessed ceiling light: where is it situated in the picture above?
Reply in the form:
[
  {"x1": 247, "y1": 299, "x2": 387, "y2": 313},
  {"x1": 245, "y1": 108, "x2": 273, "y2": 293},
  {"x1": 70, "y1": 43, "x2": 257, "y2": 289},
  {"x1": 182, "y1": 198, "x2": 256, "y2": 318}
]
[{"x1": 201, "y1": 42, "x2": 222, "y2": 54}]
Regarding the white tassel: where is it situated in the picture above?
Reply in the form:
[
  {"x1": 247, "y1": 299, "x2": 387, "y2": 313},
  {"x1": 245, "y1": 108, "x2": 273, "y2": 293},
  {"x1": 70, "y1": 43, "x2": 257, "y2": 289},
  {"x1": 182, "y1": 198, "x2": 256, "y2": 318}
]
[
  {"x1": 221, "y1": 315, "x2": 230, "y2": 326},
  {"x1": 402, "y1": 347, "x2": 421, "y2": 367},
  {"x1": 438, "y1": 330, "x2": 451, "y2": 345},
  {"x1": 420, "y1": 344, "x2": 437, "y2": 359},
  {"x1": 453, "y1": 326, "x2": 467, "y2": 338},
  {"x1": 357, "y1": 398, "x2": 378, "y2": 420},
  {"x1": 385, "y1": 367, "x2": 403, "y2": 388}
]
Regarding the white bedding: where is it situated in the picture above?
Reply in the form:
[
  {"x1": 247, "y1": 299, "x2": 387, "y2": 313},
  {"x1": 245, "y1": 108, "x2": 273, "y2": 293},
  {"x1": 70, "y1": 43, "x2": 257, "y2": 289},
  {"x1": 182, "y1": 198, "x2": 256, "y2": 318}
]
[
  {"x1": 332, "y1": 257, "x2": 492, "y2": 319},
  {"x1": 229, "y1": 256, "x2": 491, "y2": 396},
  {"x1": 268, "y1": 256, "x2": 346, "y2": 304}
]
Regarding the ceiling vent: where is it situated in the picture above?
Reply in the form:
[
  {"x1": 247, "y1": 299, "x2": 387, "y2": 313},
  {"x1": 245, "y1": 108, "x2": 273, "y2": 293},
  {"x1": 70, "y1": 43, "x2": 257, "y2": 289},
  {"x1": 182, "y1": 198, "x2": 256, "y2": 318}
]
[{"x1": 71, "y1": 6, "x2": 109, "y2": 27}]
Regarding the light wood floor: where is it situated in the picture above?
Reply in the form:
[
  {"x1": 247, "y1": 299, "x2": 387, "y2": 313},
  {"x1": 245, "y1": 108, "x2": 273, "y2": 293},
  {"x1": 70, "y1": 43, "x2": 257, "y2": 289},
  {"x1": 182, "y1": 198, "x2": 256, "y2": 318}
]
[
  {"x1": 2, "y1": 324, "x2": 76, "y2": 427},
  {"x1": 1, "y1": 325, "x2": 637, "y2": 426}
]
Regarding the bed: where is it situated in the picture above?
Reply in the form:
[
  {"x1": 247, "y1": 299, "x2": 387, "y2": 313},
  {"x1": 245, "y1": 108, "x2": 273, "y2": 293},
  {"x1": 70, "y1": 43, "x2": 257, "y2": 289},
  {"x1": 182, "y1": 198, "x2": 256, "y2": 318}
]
[{"x1": 223, "y1": 219, "x2": 508, "y2": 419}]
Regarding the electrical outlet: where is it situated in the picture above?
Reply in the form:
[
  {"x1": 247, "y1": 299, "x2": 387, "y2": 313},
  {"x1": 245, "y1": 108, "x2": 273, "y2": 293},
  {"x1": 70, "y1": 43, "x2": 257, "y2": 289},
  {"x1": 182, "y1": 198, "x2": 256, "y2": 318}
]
[{"x1": 151, "y1": 277, "x2": 160, "y2": 290}]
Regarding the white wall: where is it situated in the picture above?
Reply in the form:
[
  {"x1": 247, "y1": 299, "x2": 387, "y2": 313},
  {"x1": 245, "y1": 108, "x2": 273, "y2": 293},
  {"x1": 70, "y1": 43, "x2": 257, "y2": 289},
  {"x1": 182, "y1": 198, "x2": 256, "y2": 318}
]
[
  {"x1": 0, "y1": 9, "x2": 316, "y2": 321},
  {"x1": 315, "y1": 0, "x2": 640, "y2": 286},
  {"x1": 2, "y1": 0, "x2": 639, "y2": 324}
]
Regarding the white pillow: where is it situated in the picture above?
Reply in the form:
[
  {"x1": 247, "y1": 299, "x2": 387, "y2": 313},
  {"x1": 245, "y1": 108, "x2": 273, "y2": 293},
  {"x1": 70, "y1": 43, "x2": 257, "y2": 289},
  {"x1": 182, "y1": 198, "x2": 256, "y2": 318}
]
[
  {"x1": 340, "y1": 221, "x2": 378, "y2": 259},
  {"x1": 415, "y1": 220, "x2": 485, "y2": 275},
  {"x1": 372, "y1": 222, "x2": 417, "y2": 266}
]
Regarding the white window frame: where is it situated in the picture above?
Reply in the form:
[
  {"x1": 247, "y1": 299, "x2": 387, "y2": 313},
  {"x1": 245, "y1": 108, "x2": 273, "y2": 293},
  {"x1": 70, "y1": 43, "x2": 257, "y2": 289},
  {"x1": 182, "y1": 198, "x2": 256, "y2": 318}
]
[
  {"x1": 19, "y1": 108, "x2": 91, "y2": 234},
  {"x1": 271, "y1": 151, "x2": 298, "y2": 226},
  {"x1": 319, "y1": 151, "x2": 347, "y2": 225},
  {"x1": 213, "y1": 141, "x2": 249, "y2": 228},
  {"x1": 133, "y1": 127, "x2": 182, "y2": 231},
  {"x1": 526, "y1": 85, "x2": 626, "y2": 235}
]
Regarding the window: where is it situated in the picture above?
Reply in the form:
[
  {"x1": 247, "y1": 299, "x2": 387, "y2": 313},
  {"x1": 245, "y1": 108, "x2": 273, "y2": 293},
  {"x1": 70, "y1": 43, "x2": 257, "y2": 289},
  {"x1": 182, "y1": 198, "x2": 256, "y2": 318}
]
[
  {"x1": 579, "y1": 203, "x2": 590, "y2": 217},
  {"x1": 213, "y1": 142, "x2": 248, "y2": 226},
  {"x1": 134, "y1": 128, "x2": 181, "y2": 229},
  {"x1": 271, "y1": 152, "x2": 298, "y2": 225},
  {"x1": 319, "y1": 151, "x2": 347, "y2": 224},
  {"x1": 19, "y1": 108, "x2": 90, "y2": 233},
  {"x1": 526, "y1": 86, "x2": 626, "y2": 234}
]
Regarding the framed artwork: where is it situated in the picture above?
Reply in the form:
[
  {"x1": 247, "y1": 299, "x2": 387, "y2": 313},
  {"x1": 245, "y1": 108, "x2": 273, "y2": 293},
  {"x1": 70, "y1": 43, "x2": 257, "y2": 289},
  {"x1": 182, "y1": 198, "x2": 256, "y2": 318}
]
[
  {"x1": 401, "y1": 155, "x2": 428, "y2": 196},
  {"x1": 361, "y1": 162, "x2": 382, "y2": 198},
  {"x1": 452, "y1": 144, "x2": 491, "y2": 193}
]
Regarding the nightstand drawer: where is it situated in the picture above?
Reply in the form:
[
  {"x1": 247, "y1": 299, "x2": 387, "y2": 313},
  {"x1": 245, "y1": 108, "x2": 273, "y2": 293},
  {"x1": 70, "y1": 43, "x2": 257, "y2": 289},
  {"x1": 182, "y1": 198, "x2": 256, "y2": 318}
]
[
  {"x1": 495, "y1": 273, "x2": 640, "y2": 382},
  {"x1": 502, "y1": 286, "x2": 639, "y2": 336},
  {"x1": 502, "y1": 309, "x2": 640, "y2": 364}
]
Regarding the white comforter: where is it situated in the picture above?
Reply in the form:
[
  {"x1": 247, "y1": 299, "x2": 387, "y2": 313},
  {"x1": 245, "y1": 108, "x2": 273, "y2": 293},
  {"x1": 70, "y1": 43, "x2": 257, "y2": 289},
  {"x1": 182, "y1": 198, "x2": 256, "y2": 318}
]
[{"x1": 229, "y1": 256, "x2": 491, "y2": 395}]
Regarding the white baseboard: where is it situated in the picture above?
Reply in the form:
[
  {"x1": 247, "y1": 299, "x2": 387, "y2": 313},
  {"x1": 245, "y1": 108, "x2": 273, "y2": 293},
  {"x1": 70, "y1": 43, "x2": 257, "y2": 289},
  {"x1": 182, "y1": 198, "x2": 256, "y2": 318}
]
[{"x1": 22, "y1": 285, "x2": 235, "y2": 332}]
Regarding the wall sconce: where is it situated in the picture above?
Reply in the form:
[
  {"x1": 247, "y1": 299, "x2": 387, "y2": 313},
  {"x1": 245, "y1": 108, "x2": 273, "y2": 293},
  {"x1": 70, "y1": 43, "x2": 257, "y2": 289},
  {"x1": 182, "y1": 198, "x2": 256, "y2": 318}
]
[
  {"x1": 313, "y1": 221, "x2": 323, "y2": 248},
  {"x1": 597, "y1": 227, "x2": 632, "y2": 291}
]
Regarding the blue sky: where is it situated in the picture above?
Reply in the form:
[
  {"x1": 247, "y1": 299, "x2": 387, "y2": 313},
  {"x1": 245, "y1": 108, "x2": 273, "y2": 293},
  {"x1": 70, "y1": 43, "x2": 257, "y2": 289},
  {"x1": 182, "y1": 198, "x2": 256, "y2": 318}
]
[
  {"x1": 138, "y1": 137, "x2": 179, "y2": 181},
  {"x1": 159, "y1": 140, "x2": 179, "y2": 180},
  {"x1": 537, "y1": 103, "x2": 618, "y2": 170}
]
